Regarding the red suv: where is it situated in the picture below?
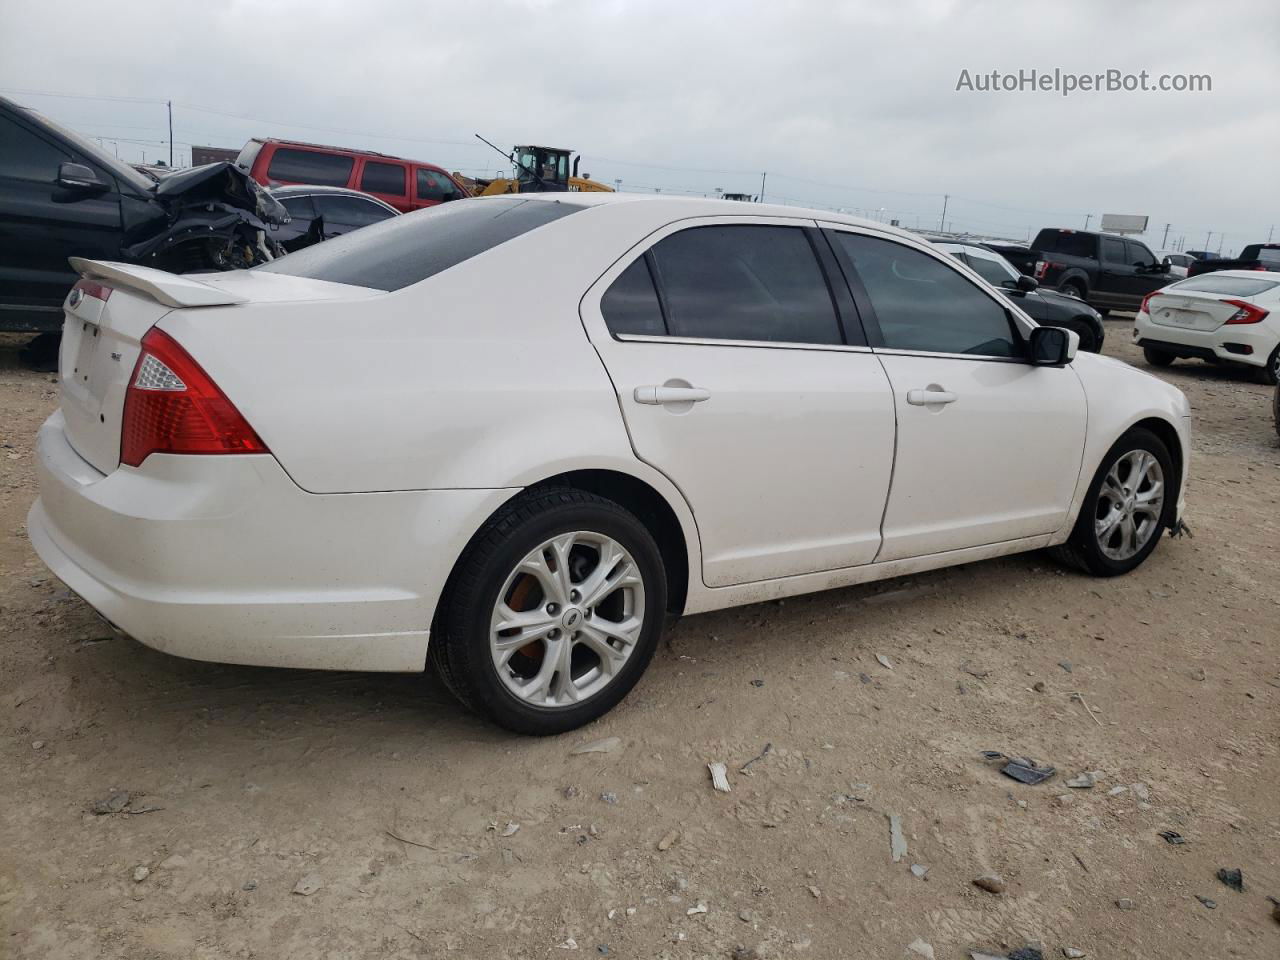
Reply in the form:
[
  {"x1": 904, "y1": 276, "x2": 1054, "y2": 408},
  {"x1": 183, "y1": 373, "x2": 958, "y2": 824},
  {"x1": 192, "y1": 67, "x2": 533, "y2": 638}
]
[{"x1": 236, "y1": 138, "x2": 468, "y2": 213}]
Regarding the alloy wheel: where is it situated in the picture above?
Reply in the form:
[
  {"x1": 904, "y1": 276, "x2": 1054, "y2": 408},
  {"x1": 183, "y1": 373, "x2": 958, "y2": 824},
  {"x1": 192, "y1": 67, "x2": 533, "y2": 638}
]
[
  {"x1": 1094, "y1": 450, "x2": 1165, "y2": 561},
  {"x1": 489, "y1": 531, "x2": 645, "y2": 708}
]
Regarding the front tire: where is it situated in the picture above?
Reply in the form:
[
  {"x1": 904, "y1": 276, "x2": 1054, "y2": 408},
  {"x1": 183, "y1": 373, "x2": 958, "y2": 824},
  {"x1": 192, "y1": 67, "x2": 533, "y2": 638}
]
[
  {"x1": 431, "y1": 488, "x2": 667, "y2": 735},
  {"x1": 1257, "y1": 345, "x2": 1280, "y2": 386},
  {"x1": 1052, "y1": 427, "x2": 1173, "y2": 577}
]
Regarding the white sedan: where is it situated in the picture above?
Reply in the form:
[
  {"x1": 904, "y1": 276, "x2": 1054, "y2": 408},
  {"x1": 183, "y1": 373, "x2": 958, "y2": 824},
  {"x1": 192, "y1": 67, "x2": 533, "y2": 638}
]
[
  {"x1": 1133, "y1": 270, "x2": 1280, "y2": 384},
  {"x1": 29, "y1": 195, "x2": 1190, "y2": 733}
]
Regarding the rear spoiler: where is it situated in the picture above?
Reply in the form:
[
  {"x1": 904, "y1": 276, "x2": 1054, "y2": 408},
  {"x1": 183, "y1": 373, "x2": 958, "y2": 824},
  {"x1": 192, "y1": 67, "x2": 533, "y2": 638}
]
[{"x1": 68, "y1": 258, "x2": 248, "y2": 308}]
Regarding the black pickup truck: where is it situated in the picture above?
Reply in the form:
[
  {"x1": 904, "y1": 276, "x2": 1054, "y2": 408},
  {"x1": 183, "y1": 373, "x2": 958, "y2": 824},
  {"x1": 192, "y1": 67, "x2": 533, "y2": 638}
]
[
  {"x1": 1028, "y1": 228, "x2": 1174, "y2": 311},
  {"x1": 1187, "y1": 243, "x2": 1280, "y2": 278}
]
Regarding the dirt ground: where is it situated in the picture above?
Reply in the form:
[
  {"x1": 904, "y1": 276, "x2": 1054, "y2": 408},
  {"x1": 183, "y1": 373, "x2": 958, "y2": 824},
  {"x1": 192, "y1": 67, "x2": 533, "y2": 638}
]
[{"x1": 1, "y1": 322, "x2": 1277, "y2": 960}]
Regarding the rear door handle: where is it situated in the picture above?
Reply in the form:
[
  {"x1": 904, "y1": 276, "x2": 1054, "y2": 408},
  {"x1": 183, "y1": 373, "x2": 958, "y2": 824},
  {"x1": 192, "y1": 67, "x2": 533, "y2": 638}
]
[
  {"x1": 906, "y1": 388, "x2": 957, "y2": 406},
  {"x1": 634, "y1": 385, "x2": 711, "y2": 405}
]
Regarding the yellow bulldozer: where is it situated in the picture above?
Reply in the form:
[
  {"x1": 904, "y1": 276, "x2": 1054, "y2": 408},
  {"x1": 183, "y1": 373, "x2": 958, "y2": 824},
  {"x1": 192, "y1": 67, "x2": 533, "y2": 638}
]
[{"x1": 460, "y1": 137, "x2": 614, "y2": 196}]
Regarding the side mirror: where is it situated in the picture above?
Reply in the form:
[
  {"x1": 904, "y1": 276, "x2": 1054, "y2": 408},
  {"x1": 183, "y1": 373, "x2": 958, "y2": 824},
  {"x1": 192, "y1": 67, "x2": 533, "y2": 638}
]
[
  {"x1": 56, "y1": 162, "x2": 107, "y2": 192},
  {"x1": 1029, "y1": 326, "x2": 1078, "y2": 366},
  {"x1": 1160, "y1": 256, "x2": 1172, "y2": 273},
  {"x1": 1016, "y1": 274, "x2": 1039, "y2": 292}
]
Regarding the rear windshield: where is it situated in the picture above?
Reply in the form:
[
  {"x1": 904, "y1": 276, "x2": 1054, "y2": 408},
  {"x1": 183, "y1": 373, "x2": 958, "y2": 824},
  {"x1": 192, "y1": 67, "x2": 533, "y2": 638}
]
[
  {"x1": 1170, "y1": 275, "x2": 1280, "y2": 297},
  {"x1": 1033, "y1": 230, "x2": 1096, "y2": 258},
  {"x1": 257, "y1": 196, "x2": 584, "y2": 290},
  {"x1": 1240, "y1": 245, "x2": 1280, "y2": 265}
]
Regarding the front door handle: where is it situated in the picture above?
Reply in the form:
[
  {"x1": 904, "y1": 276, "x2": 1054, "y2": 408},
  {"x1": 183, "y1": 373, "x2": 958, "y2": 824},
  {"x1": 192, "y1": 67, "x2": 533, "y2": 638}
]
[
  {"x1": 634, "y1": 385, "x2": 711, "y2": 405},
  {"x1": 906, "y1": 387, "x2": 957, "y2": 406}
]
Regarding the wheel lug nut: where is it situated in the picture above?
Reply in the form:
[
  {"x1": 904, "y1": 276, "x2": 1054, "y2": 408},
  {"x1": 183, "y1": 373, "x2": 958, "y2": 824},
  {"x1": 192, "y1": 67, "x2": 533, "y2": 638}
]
[
  {"x1": 546, "y1": 603, "x2": 559, "y2": 615},
  {"x1": 569, "y1": 589, "x2": 580, "y2": 602}
]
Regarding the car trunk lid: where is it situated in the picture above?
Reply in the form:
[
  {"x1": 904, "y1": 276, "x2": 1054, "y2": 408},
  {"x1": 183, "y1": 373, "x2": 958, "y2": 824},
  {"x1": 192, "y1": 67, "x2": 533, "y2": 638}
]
[
  {"x1": 58, "y1": 259, "x2": 380, "y2": 475},
  {"x1": 1146, "y1": 290, "x2": 1245, "y2": 332}
]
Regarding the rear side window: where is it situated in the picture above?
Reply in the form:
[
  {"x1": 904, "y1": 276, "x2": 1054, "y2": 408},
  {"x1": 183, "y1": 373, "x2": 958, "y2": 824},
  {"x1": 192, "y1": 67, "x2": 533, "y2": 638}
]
[
  {"x1": 602, "y1": 258, "x2": 666, "y2": 336},
  {"x1": 1100, "y1": 237, "x2": 1127, "y2": 264},
  {"x1": 1034, "y1": 231, "x2": 1095, "y2": 258},
  {"x1": 361, "y1": 161, "x2": 406, "y2": 196},
  {"x1": 1172, "y1": 276, "x2": 1280, "y2": 297},
  {"x1": 833, "y1": 232, "x2": 1019, "y2": 358},
  {"x1": 266, "y1": 148, "x2": 354, "y2": 187},
  {"x1": 258, "y1": 197, "x2": 583, "y2": 291},
  {"x1": 417, "y1": 168, "x2": 463, "y2": 202},
  {"x1": 648, "y1": 225, "x2": 841, "y2": 345}
]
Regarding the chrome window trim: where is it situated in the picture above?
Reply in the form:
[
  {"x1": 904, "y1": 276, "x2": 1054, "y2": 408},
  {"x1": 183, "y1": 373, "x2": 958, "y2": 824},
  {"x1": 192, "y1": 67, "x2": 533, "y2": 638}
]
[{"x1": 613, "y1": 333, "x2": 874, "y2": 354}]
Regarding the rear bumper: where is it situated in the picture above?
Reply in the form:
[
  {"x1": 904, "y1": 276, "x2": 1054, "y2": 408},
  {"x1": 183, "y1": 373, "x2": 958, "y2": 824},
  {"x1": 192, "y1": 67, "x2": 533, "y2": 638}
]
[
  {"x1": 1133, "y1": 317, "x2": 1274, "y2": 368},
  {"x1": 28, "y1": 412, "x2": 514, "y2": 672}
]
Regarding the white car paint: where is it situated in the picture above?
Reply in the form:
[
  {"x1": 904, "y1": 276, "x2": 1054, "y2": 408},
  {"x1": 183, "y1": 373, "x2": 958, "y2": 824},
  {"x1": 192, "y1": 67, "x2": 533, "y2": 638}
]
[
  {"x1": 29, "y1": 194, "x2": 1191, "y2": 676},
  {"x1": 1132, "y1": 270, "x2": 1280, "y2": 373},
  {"x1": 1156, "y1": 251, "x2": 1194, "y2": 279}
]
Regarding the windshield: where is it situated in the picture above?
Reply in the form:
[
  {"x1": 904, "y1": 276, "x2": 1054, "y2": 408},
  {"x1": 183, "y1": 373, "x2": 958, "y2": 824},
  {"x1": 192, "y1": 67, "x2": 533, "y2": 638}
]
[
  {"x1": 1170, "y1": 275, "x2": 1280, "y2": 297},
  {"x1": 965, "y1": 250, "x2": 1018, "y2": 285}
]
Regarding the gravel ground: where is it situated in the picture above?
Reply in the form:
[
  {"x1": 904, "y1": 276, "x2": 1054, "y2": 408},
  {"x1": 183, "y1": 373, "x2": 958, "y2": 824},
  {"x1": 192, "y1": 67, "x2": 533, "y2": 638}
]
[{"x1": 1, "y1": 321, "x2": 1277, "y2": 960}]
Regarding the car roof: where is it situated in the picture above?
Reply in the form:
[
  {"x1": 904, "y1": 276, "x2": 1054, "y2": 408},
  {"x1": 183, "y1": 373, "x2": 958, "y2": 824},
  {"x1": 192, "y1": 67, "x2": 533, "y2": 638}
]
[
  {"x1": 252, "y1": 137, "x2": 451, "y2": 172},
  {"x1": 512, "y1": 192, "x2": 918, "y2": 239}
]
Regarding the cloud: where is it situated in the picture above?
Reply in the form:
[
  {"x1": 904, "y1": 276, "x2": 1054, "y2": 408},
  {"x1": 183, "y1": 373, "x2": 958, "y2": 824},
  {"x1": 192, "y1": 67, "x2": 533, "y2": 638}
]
[{"x1": 2, "y1": 0, "x2": 1276, "y2": 251}]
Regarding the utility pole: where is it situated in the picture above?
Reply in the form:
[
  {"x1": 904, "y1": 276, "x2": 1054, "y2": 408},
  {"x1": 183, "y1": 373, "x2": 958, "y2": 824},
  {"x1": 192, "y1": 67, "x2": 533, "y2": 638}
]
[
  {"x1": 1161, "y1": 223, "x2": 1170, "y2": 248},
  {"x1": 1084, "y1": 214, "x2": 1092, "y2": 229},
  {"x1": 759, "y1": 171, "x2": 767, "y2": 203},
  {"x1": 167, "y1": 100, "x2": 173, "y2": 168},
  {"x1": 939, "y1": 194, "x2": 949, "y2": 232},
  {"x1": 1204, "y1": 231, "x2": 1212, "y2": 250},
  {"x1": 1269, "y1": 224, "x2": 1275, "y2": 242}
]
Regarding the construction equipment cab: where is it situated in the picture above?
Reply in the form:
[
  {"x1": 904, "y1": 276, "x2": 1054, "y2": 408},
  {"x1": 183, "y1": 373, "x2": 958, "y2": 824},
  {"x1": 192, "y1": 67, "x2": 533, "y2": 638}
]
[{"x1": 468, "y1": 145, "x2": 613, "y2": 195}]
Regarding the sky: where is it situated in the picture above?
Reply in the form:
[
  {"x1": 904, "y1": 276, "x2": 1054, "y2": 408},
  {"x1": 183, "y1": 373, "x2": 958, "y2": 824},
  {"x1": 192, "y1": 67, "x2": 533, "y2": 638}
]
[{"x1": 2, "y1": 0, "x2": 1277, "y2": 255}]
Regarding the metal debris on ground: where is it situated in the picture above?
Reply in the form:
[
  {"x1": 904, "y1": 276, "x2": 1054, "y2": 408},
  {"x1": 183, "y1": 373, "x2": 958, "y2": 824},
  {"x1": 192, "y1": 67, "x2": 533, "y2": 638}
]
[
  {"x1": 1007, "y1": 949, "x2": 1045, "y2": 960},
  {"x1": 1195, "y1": 895, "x2": 1217, "y2": 909},
  {"x1": 739, "y1": 742, "x2": 773, "y2": 774},
  {"x1": 1216, "y1": 867, "x2": 1243, "y2": 892},
  {"x1": 1115, "y1": 898, "x2": 1135, "y2": 910},
  {"x1": 876, "y1": 654, "x2": 894, "y2": 670},
  {"x1": 984, "y1": 751, "x2": 1057, "y2": 785},
  {"x1": 707, "y1": 762, "x2": 732, "y2": 793},
  {"x1": 1157, "y1": 830, "x2": 1186, "y2": 845},
  {"x1": 501, "y1": 821, "x2": 520, "y2": 837},
  {"x1": 910, "y1": 863, "x2": 929, "y2": 879},
  {"x1": 887, "y1": 813, "x2": 907, "y2": 862},
  {"x1": 600, "y1": 792, "x2": 618, "y2": 805},
  {"x1": 570, "y1": 737, "x2": 622, "y2": 755}
]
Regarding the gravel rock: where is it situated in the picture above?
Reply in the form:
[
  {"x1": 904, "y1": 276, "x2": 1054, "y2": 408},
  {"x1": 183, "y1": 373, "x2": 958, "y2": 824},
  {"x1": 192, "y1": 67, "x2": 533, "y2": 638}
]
[
  {"x1": 1065, "y1": 773, "x2": 1096, "y2": 789},
  {"x1": 90, "y1": 790, "x2": 130, "y2": 815},
  {"x1": 910, "y1": 863, "x2": 929, "y2": 879},
  {"x1": 1115, "y1": 897, "x2": 1135, "y2": 910},
  {"x1": 571, "y1": 737, "x2": 621, "y2": 755},
  {"x1": 1062, "y1": 949, "x2": 1085, "y2": 958},
  {"x1": 906, "y1": 938, "x2": 935, "y2": 959},
  {"x1": 157, "y1": 854, "x2": 187, "y2": 870},
  {"x1": 887, "y1": 813, "x2": 907, "y2": 862},
  {"x1": 132, "y1": 866, "x2": 149, "y2": 883},
  {"x1": 973, "y1": 874, "x2": 1006, "y2": 894},
  {"x1": 1195, "y1": 895, "x2": 1216, "y2": 909},
  {"x1": 293, "y1": 874, "x2": 323, "y2": 896}
]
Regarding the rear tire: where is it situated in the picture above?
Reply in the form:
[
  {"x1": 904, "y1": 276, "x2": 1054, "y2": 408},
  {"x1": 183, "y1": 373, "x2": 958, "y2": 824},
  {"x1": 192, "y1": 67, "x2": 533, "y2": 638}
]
[
  {"x1": 1143, "y1": 346, "x2": 1176, "y2": 369},
  {"x1": 430, "y1": 488, "x2": 666, "y2": 735},
  {"x1": 1051, "y1": 427, "x2": 1173, "y2": 577}
]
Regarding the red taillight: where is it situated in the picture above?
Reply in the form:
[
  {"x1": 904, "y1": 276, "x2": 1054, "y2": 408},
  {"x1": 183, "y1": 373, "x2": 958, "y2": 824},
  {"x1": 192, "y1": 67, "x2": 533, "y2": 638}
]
[
  {"x1": 120, "y1": 328, "x2": 268, "y2": 467},
  {"x1": 1223, "y1": 299, "x2": 1269, "y2": 325},
  {"x1": 72, "y1": 279, "x2": 112, "y2": 303},
  {"x1": 1139, "y1": 291, "x2": 1159, "y2": 316},
  {"x1": 1034, "y1": 260, "x2": 1049, "y2": 279}
]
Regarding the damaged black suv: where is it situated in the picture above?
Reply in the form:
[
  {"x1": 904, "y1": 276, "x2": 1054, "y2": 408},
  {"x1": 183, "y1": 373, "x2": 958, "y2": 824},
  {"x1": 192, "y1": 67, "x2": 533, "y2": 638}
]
[{"x1": 0, "y1": 96, "x2": 287, "y2": 350}]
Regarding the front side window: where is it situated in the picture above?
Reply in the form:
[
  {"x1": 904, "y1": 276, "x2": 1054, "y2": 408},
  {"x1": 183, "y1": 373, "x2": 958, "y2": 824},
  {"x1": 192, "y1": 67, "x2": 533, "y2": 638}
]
[
  {"x1": 361, "y1": 161, "x2": 406, "y2": 196},
  {"x1": 314, "y1": 194, "x2": 394, "y2": 229},
  {"x1": 833, "y1": 232, "x2": 1020, "y2": 358},
  {"x1": 1126, "y1": 241, "x2": 1156, "y2": 268},
  {"x1": 647, "y1": 225, "x2": 842, "y2": 345},
  {"x1": 417, "y1": 168, "x2": 462, "y2": 202},
  {"x1": 0, "y1": 115, "x2": 73, "y2": 181},
  {"x1": 1100, "y1": 237, "x2": 1127, "y2": 264},
  {"x1": 278, "y1": 195, "x2": 316, "y2": 221},
  {"x1": 964, "y1": 250, "x2": 1019, "y2": 287},
  {"x1": 266, "y1": 148, "x2": 354, "y2": 187}
]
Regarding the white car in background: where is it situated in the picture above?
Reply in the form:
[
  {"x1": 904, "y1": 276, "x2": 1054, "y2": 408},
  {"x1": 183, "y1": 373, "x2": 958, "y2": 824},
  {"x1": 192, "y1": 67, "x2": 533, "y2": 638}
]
[
  {"x1": 29, "y1": 195, "x2": 1190, "y2": 733},
  {"x1": 1156, "y1": 251, "x2": 1195, "y2": 279},
  {"x1": 1134, "y1": 270, "x2": 1280, "y2": 384}
]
